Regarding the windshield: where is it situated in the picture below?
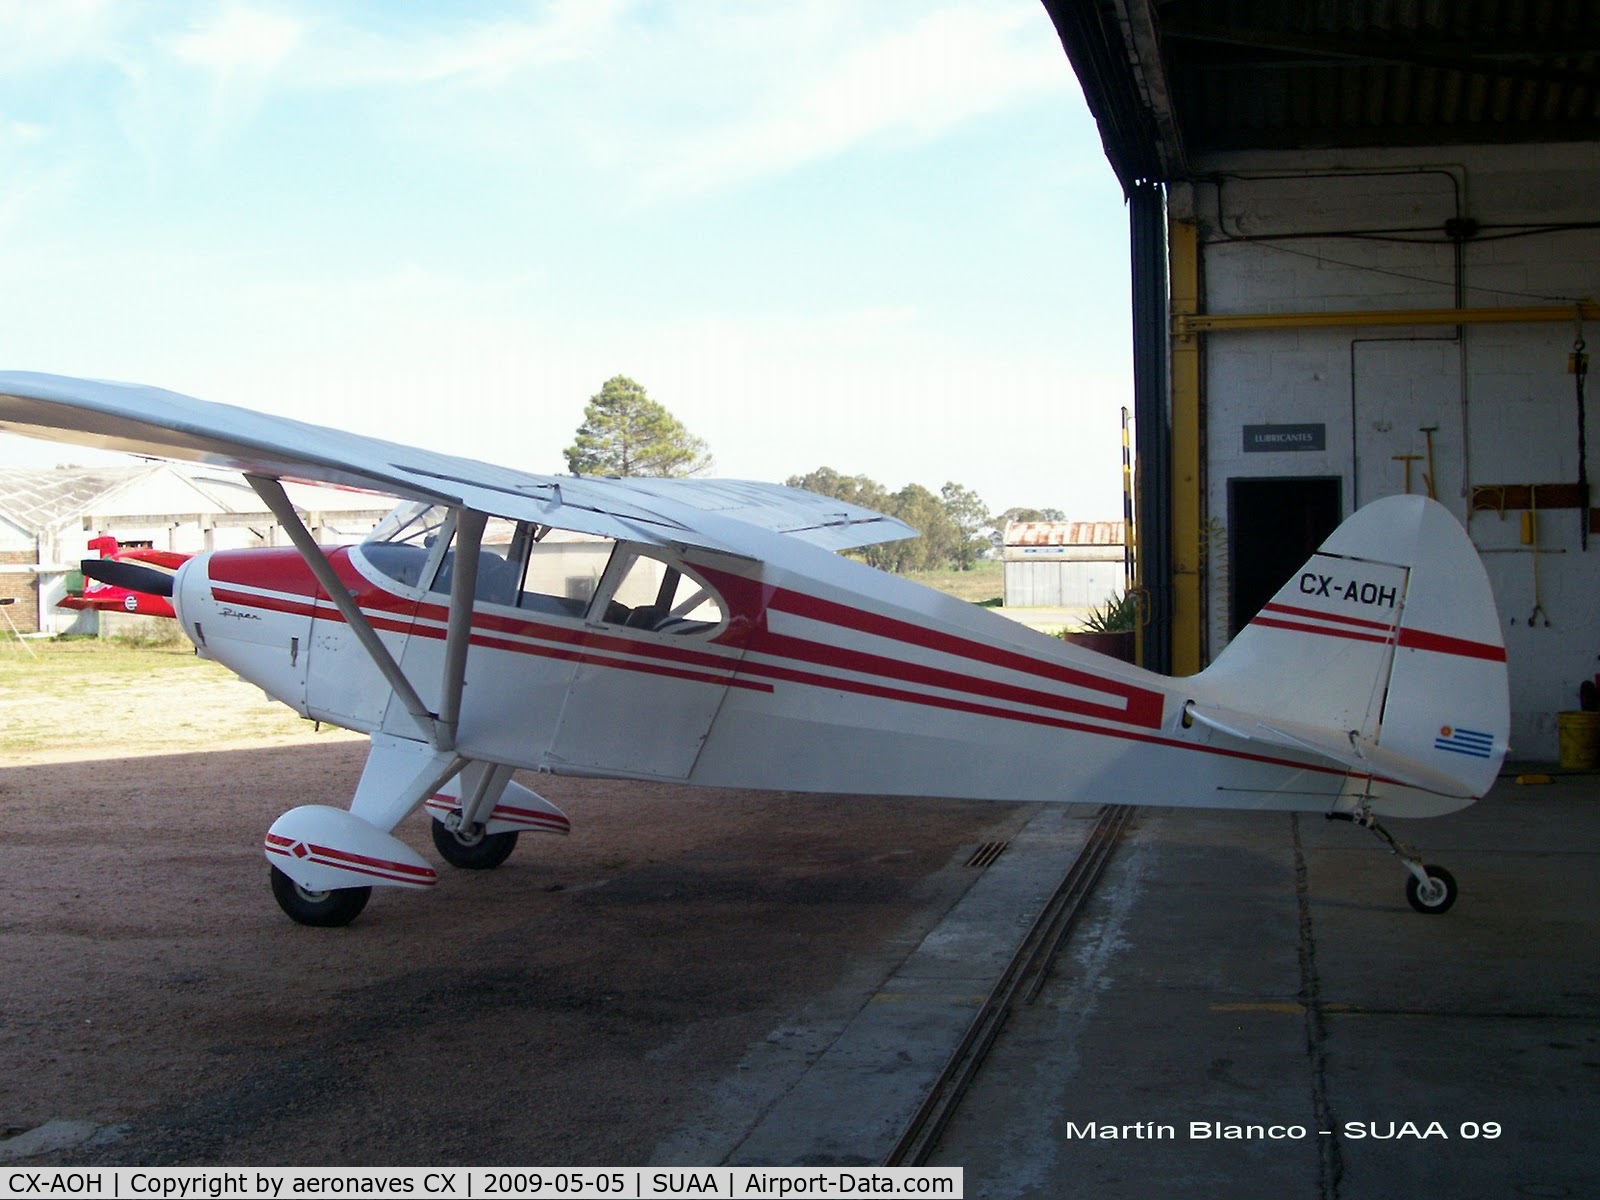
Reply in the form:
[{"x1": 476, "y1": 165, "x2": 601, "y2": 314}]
[
  {"x1": 360, "y1": 503, "x2": 455, "y2": 589},
  {"x1": 366, "y1": 501, "x2": 451, "y2": 547}
]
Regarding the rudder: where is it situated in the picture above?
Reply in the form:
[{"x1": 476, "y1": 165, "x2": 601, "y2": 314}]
[{"x1": 1195, "y1": 496, "x2": 1508, "y2": 814}]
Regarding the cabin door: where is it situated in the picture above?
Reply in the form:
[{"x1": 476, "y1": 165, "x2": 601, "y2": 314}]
[{"x1": 545, "y1": 547, "x2": 743, "y2": 779}]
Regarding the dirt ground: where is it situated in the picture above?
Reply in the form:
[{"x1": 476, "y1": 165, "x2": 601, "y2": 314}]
[{"x1": 0, "y1": 654, "x2": 1028, "y2": 1166}]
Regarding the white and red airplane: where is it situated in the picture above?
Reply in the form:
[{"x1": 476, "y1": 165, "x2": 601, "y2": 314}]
[
  {"x1": 0, "y1": 372, "x2": 1508, "y2": 925},
  {"x1": 59, "y1": 535, "x2": 187, "y2": 619}
]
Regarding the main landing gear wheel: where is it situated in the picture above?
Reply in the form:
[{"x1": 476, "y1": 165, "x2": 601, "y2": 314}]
[
  {"x1": 1405, "y1": 864, "x2": 1458, "y2": 915},
  {"x1": 269, "y1": 866, "x2": 372, "y2": 927},
  {"x1": 431, "y1": 820, "x2": 519, "y2": 870}
]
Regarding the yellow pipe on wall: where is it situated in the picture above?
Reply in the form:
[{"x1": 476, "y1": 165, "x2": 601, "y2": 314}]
[
  {"x1": 1169, "y1": 219, "x2": 1203, "y2": 676},
  {"x1": 1175, "y1": 300, "x2": 1599, "y2": 338}
]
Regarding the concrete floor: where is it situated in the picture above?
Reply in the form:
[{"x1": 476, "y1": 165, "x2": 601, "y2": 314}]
[
  {"x1": 7, "y1": 749, "x2": 1594, "y2": 1190},
  {"x1": 929, "y1": 774, "x2": 1600, "y2": 1198}
]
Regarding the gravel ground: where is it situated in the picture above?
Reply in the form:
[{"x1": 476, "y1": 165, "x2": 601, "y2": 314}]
[{"x1": 0, "y1": 736, "x2": 1027, "y2": 1166}]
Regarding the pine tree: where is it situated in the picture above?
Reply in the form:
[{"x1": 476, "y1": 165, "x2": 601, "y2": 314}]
[{"x1": 564, "y1": 376, "x2": 712, "y2": 477}]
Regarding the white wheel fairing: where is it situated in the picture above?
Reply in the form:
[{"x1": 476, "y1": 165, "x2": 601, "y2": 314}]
[{"x1": 264, "y1": 804, "x2": 438, "y2": 892}]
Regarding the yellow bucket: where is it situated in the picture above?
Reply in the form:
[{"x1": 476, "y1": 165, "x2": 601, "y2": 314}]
[{"x1": 1557, "y1": 711, "x2": 1600, "y2": 769}]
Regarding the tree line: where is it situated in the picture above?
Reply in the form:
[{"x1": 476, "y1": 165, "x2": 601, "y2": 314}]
[{"x1": 564, "y1": 375, "x2": 1064, "y2": 574}]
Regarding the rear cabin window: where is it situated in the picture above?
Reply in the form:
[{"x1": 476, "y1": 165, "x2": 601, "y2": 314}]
[{"x1": 594, "y1": 548, "x2": 725, "y2": 636}]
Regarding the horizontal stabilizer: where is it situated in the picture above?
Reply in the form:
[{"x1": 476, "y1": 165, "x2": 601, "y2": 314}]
[{"x1": 1185, "y1": 702, "x2": 1477, "y2": 799}]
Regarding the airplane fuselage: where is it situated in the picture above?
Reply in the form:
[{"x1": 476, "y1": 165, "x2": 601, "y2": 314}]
[{"x1": 171, "y1": 534, "x2": 1412, "y2": 818}]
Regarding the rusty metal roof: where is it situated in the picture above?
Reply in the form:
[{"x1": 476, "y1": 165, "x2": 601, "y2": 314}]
[
  {"x1": 1042, "y1": 0, "x2": 1600, "y2": 190},
  {"x1": 1004, "y1": 520, "x2": 1126, "y2": 547}
]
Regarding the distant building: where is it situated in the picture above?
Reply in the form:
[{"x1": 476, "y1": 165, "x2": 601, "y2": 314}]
[
  {"x1": 0, "y1": 464, "x2": 393, "y2": 635},
  {"x1": 1002, "y1": 520, "x2": 1128, "y2": 610}
]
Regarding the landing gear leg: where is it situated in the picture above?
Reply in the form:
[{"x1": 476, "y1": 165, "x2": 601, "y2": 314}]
[{"x1": 1327, "y1": 806, "x2": 1458, "y2": 915}]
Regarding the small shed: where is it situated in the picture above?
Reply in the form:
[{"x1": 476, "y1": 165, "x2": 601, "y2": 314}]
[{"x1": 1002, "y1": 520, "x2": 1127, "y2": 609}]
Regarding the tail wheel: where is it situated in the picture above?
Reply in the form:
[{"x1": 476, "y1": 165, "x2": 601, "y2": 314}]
[
  {"x1": 431, "y1": 819, "x2": 519, "y2": 870},
  {"x1": 270, "y1": 866, "x2": 372, "y2": 927},
  {"x1": 1405, "y1": 864, "x2": 1458, "y2": 914}
]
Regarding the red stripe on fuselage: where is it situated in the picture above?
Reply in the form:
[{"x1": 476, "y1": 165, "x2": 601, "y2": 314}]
[
  {"x1": 207, "y1": 547, "x2": 1166, "y2": 731},
  {"x1": 1251, "y1": 602, "x2": 1506, "y2": 662},
  {"x1": 702, "y1": 574, "x2": 1166, "y2": 730},
  {"x1": 767, "y1": 587, "x2": 1165, "y2": 726},
  {"x1": 208, "y1": 551, "x2": 771, "y2": 694},
  {"x1": 1250, "y1": 616, "x2": 1394, "y2": 647},
  {"x1": 1260, "y1": 601, "x2": 1396, "y2": 632},
  {"x1": 211, "y1": 549, "x2": 1386, "y2": 782},
  {"x1": 1397, "y1": 626, "x2": 1508, "y2": 662}
]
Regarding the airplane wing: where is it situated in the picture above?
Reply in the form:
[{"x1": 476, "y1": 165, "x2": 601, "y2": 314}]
[{"x1": 0, "y1": 372, "x2": 915, "y2": 554}]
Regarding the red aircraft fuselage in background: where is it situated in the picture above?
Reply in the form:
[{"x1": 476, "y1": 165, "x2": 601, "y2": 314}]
[{"x1": 57, "y1": 535, "x2": 185, "y2": 619}]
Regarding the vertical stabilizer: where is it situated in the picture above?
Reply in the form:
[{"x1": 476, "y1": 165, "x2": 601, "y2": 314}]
[{"x1": 1193, "y1": 496, "x2": 1508, "y2": 815}]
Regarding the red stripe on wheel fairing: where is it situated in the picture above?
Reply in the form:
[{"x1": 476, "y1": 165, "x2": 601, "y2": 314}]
[{"x1": 264, "y1": 832, "x2": 437, "y2": 887}]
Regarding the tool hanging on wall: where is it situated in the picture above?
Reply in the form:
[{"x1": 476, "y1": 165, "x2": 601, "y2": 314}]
[
  {"x1": 1419, "y1": 425, "x2": 1439, "y2": 500},
  {"x1": 1574, "y1": 319, "x2": 1590, "y2": 551},
  {"x1": 1392, "y1": 453, "x2": 1422, "y2": 494},
  {"x1": 1525, "y1": 488, "x2": 1550, "y2": 627}
]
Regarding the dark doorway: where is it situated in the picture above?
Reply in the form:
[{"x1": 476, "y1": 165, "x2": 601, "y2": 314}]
[{"x1": 1228, "y1": 477, "x2": 1343, "y2": 638}]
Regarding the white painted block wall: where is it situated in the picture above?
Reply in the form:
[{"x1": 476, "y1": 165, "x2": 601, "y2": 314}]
[{"x1": 1174, "y1": 144, "x2": 1600, "y2": 759}]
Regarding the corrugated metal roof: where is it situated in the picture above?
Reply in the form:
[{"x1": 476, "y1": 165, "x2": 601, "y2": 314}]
[
  {"x1": 1043, "y1": 0, "x2": 1600, "y2": 188},
  {"x1": 0, "y1": 464, "x2": 394, "y2": 536},
  {"x1": 0, "y1": 466, "x2": 154, "y2": 533},
  {"x1": 1004, "y1": 520, "x2": 1126, "y2": 547}
]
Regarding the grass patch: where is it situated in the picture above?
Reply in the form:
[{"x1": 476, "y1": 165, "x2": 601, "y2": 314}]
[
  {"x1": 903, "y1": 559, "x2": 1003, "y2": 605},
  {"x1": 0, "y1": 638, "x2": 352, "y2": 762}
]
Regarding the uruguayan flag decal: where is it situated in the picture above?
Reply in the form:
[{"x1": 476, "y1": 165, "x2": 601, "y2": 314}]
[{"x1": 1435, "y1": 726, "x2": 1495, "y2": 759}]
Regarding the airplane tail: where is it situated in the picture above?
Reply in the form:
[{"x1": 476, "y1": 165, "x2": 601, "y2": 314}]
[{"x1": 1189, "y1": 495, "x2": 1508, "y2": 817}]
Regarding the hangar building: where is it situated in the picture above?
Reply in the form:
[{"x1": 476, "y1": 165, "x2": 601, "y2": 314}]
[
  {"x1": 1002, "y1": 519, "x2": 1128, "y2": 610},
  {"x1": 0, "y1": 464, "x2": 390, "y2": 635},
  {"x1": 1045, "y1": 1, "x2": 1600, "y2": 757}
]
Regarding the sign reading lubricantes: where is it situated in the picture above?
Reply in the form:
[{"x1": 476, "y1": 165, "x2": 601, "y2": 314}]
[{"x1": 1243, "y1": 423, "x2": 1326, "y2": 452}]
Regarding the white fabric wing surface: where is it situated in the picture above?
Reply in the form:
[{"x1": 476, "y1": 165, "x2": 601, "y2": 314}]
[{"x1": 0, "y1": 372, "x2": 915, "y2": 554}]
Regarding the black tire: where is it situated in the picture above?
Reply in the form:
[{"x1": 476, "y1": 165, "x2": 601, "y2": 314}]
[
  {"x1": 1405, "y1": 864, "x2": 1457, "y2": 914},
  {"x1": 270, "y1": 866, "x2": 372, "y2": 927},
  {"x1": 431, "y1": 819, "x2": 519, "y2": 870}
]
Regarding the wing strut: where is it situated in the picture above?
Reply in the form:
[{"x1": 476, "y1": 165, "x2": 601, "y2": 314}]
[
  {"x1": 247, "y1": 473, "x2": 439, "y2": 745},
  {"x1": 435, "y1": 508, "x2": 485, "y2": 753}
]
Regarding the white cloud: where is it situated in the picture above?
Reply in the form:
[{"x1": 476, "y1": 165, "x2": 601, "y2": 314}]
[
  {"x1": 630, "y1": 2, "x2": 1074, "y2": 200},
  {"x1": 0, "y1": 0, "x2": 123, "y2": 75},
  {"x1": 163, "y1": 2, "x2": 305, "y2": 73},
  {"x1": 0, "y1": 114, "x2": 46, "y2": 147},
  {"x1": 159, "y1": 2, "x2": 308, "y2": 144},
  {"x1": 2, "y1": 2, "x2": 1077, "y2": 200},
  {"x1": 338, "y1": 0, "x2": 631, "y2": 88}
]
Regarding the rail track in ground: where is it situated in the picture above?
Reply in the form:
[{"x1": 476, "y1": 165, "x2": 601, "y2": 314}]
[{"x1": 883, "y1": 802, "x2": 1136, "y2": 1166}]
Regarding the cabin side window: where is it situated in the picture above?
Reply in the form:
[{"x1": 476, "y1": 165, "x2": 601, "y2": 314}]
[
  {"x1": 361, "y1": 504, "x2": 609, "y2": 618},
  {"x1": 517, "y1": 534, "x2": 612, "y2": 617},
  {"x1": 592, "y1": 547, "x2": 726, "y2": 636}
]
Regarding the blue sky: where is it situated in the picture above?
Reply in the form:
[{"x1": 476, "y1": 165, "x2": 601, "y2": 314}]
[{"x1": 0, "y1": 0, "x2": 1133, "y2": 519}]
